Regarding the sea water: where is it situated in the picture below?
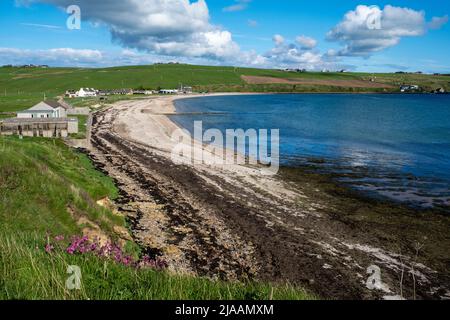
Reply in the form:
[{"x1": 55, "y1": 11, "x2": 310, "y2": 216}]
[{"x1": 172, "y1": 94, "x2": 450, "y2": 209}]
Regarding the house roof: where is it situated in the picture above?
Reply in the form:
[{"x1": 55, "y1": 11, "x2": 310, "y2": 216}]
[
  {"x1": 44, "y1": 100, "x2": 68, "y2": 109},
  {"x1": 17, "y1": 100, "x2": 68, "y2": 114}
]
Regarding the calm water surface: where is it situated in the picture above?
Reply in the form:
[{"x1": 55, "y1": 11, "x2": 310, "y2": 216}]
[{"x1": 172, "y1": 94, "x2": 450, "y2": 209}]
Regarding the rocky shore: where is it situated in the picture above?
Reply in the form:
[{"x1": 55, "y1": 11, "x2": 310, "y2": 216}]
[{"x1": 86, "y1": 96, "x2": 450, "y2": 300}]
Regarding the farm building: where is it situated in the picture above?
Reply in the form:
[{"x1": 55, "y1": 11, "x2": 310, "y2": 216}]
[
  {"x1": 400, "y1": 85, "x2": 421, "y2": 92},
  {"x1": 0, "y1": 117, "x2": 78, "y2": 138},
  {"x1": 76, "y1": 88, "x2": 98, "y2": 97},
  {"x1": 65, "y1": 90, "x2": 77, "y2": 98},
  {"x1": 17, "y1": 100, "x2": 68, "y2": 119},
  {"x1": 133, "y1": 90, "x2": 153, "y2": 95},
  {"x1": 159, "y1": 89, "x2": 179, "y2": 94},
  {"x1": 179, "y1": 85, "x2": 193, "y2": 94},
  {"x1": 98, "y1": 89, "x2": 133, "y2": 96}
]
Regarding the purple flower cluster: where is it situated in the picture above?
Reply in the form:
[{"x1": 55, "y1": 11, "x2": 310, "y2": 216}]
[
  {"x1": 66, "y1": 235, "x2": 95, "y2": 255},
  {"x1": 44, "y1": 234, "x2": 167, "y2": 270},
  {"x1": 138, "y1": 255, "x2": 168, "y2": 270}
]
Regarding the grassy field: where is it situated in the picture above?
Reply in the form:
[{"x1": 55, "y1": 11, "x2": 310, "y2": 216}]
[
  {"x1": 0, "y1": 233, "x2": 311, "y2": 300},
  {"x1": 1, "y1": 64, "x2": 449, "y2": 112},
  {"x1": 0, "y1": 136, "x2": 314, "y2": 300}
]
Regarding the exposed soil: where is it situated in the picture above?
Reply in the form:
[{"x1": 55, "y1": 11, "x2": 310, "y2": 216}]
[
  {"x1": 87, "y1": 97, "x2": 450, "y2": 300},
  {"x1": 241, "y1": 75, "x2": 395, "y2": 89}
]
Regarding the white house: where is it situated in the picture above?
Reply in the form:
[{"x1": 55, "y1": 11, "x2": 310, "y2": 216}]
[
  {"x1": 159, "y1": 89, "x2": 179, "y2": 94},
  {"x1": 17, "y1": 100, "x2": 68, "y2": 119},
  {"x1": 76, "y1": 88, "x2": 98, "y2": 97},
  {"x1": 179, "y1": 85, "x2": 193, "y2": 94},
  {"x1": 400, "y1": 85, "x2": 421, "y2": 93},
  {"x1": 65, "y1": 90, "x2": 77, "y2": 98}
]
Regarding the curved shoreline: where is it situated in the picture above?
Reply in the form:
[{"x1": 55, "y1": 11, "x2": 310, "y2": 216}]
[{"x1": 87, "y1": 95, "x2": 450, "y2": 300}]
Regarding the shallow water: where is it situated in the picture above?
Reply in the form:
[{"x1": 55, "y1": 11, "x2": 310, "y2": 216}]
[{"x1": 172, "y1": 94, "x2": 450, "y2": 209}]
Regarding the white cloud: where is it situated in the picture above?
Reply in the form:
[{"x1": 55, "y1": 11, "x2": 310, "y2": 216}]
[
  {"x1": 0, "y1": 45, "x2": 267, "y2": 68},
  {"x1": 264, "y1": 34, "x2": 335, "y2": 70},
  {"x1": 0, "y1": 47, "x2": 103, "y2": 66},
  {"x1": 223, "y1": 0, "x2": 251, "y2": 12},
  {"x1": 327, "y1": 5, "x2": 447, "y2": 57},
  {"x1": 247, "y1": 19, "x2": 258, "y2": 27},
  {"x1": 0, "y1": 34, "x2": 331, "y2": 70},
  {"x1": 273, "y1": 34, "x2": 285, "y2": 46},
  {"x1": 237, "y1": 50, "x2": 267, "y2": 66},
  {"x1": 296, "y1": 35, "x2": 317, "y2": 50},
  {"x1": 19, "y1": 0, "x2": 242, "y2": 61},
  {"x1": 428, "y1": 15, "x2": 449, "y2": 30}
]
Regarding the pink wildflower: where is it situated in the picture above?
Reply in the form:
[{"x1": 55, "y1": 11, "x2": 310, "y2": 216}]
[{"x1": 45, "y1": 243, "x2": 54, "y2": 254}]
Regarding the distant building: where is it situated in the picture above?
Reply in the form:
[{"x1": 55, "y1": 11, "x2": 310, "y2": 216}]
[
  {"x1": 12, "y1": 64, "x2": 49, "y2": 68},
  {"x1": 133, "y1": 90, "x2": 152, "y2": 95},
  {"x1": 179, "y1": 85, "x2": 193, "y2": 94},
  {"x1": 76, "y1": 88, "x2": 98, "y2": 97},
  {"x1": 65, "y1": 90, "x2": 77, "y2": 98},
  {"x1": 159, "y1": 89, "x2": 179, "y2": 95},
  {"x1": 400, "y1": 85, "x2": 420, "y2": 93},
  {"x1": 17, "y1": 100, "x2": 68, "y2": 119},
  {"x1": 118, "y1": 88, "x2": 134, "y2": 95},
  {"x1": 284, "y1": 68, "x2": 307, "y2": 73},
  {"x1": 98, "y1": 89, "x2": 133, "y2": 96},
  {"x1": 182, "y1": 86, "x2": 193, "y2": 94},
  {"x1": 98, "y1": 90, "x2": 110, "y2": 96}
]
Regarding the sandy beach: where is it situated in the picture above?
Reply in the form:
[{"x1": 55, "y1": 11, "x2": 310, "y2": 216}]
[{"x1": 87, "y1": 95, "x2": 450, "y2": 299}]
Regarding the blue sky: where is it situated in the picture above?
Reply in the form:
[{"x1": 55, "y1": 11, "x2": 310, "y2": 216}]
[{"x1": 0, "y1": 0, "x2": 449, "y2": 72}]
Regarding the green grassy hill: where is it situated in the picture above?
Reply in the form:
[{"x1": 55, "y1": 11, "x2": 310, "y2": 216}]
[
  {"x1": 1, "y1": 64, "x2": 449, "y2": 113},
  {"x1": 0, "y1": 136, "x2": 314, "y2": 300}
]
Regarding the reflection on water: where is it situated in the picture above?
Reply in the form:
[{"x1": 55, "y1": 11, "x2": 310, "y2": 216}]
[{"x1": 172, "y1": 94, "x2": 450, "y2": 210}]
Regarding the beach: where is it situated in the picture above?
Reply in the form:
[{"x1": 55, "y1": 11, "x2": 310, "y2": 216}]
[{"x1": 87, "y1": 95, "x2": 450, "y2": 299}]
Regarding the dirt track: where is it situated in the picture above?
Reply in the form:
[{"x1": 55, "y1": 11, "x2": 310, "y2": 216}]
[{"x1": 87, "y1": 97, "x2": 450, "y2": 300}]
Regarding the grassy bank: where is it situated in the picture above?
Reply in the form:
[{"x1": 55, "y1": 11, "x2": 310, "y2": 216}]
[
  {"x1": 0, "y1": 233, "x2": 310, "y2": 300},
  {"x1": 1, "y1": 64, "x2": 449, "y2": 112},
  {"x1": 0, "y1": 136, "x2": 314, "y2": 300}
]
